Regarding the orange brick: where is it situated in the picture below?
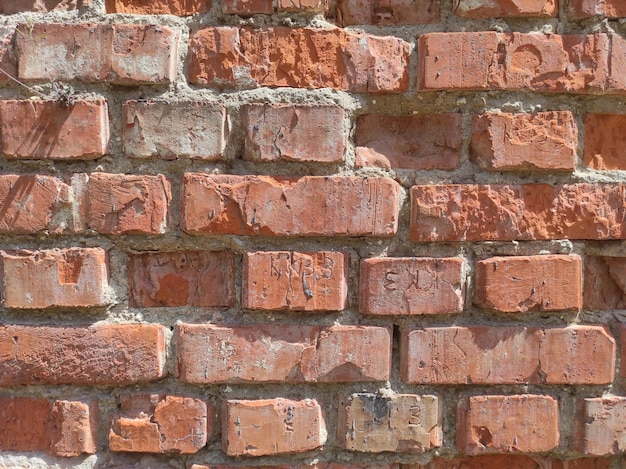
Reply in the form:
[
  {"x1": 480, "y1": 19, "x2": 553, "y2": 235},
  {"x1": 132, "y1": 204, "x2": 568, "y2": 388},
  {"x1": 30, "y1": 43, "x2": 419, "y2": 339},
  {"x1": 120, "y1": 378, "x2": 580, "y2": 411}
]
[
  {"x1": 0, "y1": 1, "x2": 87, "y2": 13},
  {"x1": 454, "y1": 0, "x2": 556, "y2": 18},
  {"x1": 583, "y1": 114, "x2": 626, "y2": 169},
  {"x1": 182, "y1": 174, "x2": 399, "y2": 237},
  {"x1": 359, "y1": 257, "x2": 465, "y2": 315},
  {"x1": 0, "y1": 324, "x2": 166, "y2": 385},
  {"x1": 243, "y1": 251, "x2": 348, "y2": 312},
  {"x1": 583, "y1": 256, "x2": 626, "y2": 310},
  {"x1": 1, "y1": 248, "x2": 108, "y2": 309},
  {"x1": 336, "y1": 0, "x2": 439, "y2": 25},
  {"x1": 457, "y1": 395, "x2": 559, "y2": 453},
  {"x1": 177, "y1": 324, "x2": 391, "y2": 383},
  {"x1": 277, "y1": 0, "x2": 327, "y2": 11},
  {"x1": 569, "y1": 0, "x2": 626, "y2": 18},
  {"x1": 222, "y1": 399, "x2": 325, "y2": 456},
  {"x1": 105, "y1": 0, "x2": 211, "y2": 14},
  {"x1": 222, "y1": 0, "x2": 273, "y2": 14}
]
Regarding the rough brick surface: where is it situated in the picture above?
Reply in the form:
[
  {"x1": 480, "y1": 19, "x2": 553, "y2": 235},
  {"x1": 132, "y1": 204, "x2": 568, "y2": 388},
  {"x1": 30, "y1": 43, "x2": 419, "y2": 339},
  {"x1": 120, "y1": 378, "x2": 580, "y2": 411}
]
[
  {"x1": 338, "y1": 393, "x2": 441, "y2": 452},
  {"x1": 355, "y1": 114, "x2": 461, "y2": 170},
  {"x1": 336, "y1": 0, "x2": 439, "y2": 25},
  {"x1": 277, "y1": 0, "x2": 327, "y2": 11},
  {"x1": 105, "y1": 0, "x2": 211, "y2": 14},
  {"x1": 583, "y1": 113, "x2": 626, "y2": 169},
  {"x1": 182, "y1": 174, "x2": 400, "y2": 236},
  {"x1": 1, "y1": 247, "x2": 108, "y2": 309},
  {"x1": 109, "y1": 395, "x2": 209, "y2": 454},
  {"x1": 412, "y1": 456, "x2": 610, "y2": 469},
  {"x1": 129, "y1": 250, "x2": 234, "y2": 307},
  {"x1": 569, "y1": 0, "x2": 626, "y2": 18},
  {"x1": 454, "y1": 0, "x2": 556, "y2": 18},
  {"x1": 242, "y1": 104, "x2": 346, "y2": 163},
  {"x1": 360, "y1": 257, "x2": 464, "y2": 315},
  {"x1": 457, "y1": 395, "x2": 559, "y2": 454},
  {"x1": 401, "y1": 326, "x2": 615, "y2": 385},
  {"x1": 189, "y1": 27, "x2": 409, "y2": 93},
  {"x1": 0, "y1": 1, "x2": 86, "y2": 13},
  {"x1": 243, "y1": 251, "x2": 348, "y2": 311},
  {"x1": 17, "y1": 23, "x2": 179, "y2": 84},
  {"x1": 123, "y1": 101, "x2": 226, "y2": 160},
  {"x1": 573, "y1": 397, "x2": 626, "y2": 455},
  {"x1": 0, "y1": 26, "x2": 18, "y2": 83},
  {"x1": 583, "y1": 256, "x2": 626, "y2": 310},
  {"x1": 418, "y1": 33, "x2": 625, "y2": 93},
  {"x1": 177, "y1": 324, "x2": 391, "y2": 383},
  {"x1": 470, "y1": 112, "x2": 577, "y2": 171},
  {"x1": 222, "y1": 399, "x2": 325, "y2": 456},
  {"x1": 474, "y1": 255, "x2": 582, "y2": 312},
  {"x1": 0, "y1": 398, "x2": 97, "y2": 456},
  {"x1": 0, "y1": 324, "x2": 166, "y2": 385},
  {"x1": 222, "y1": 0, "x2": 273, "y2": 14},
  {"x1": 410, "y1": 183, "x2": 626, "y2": 242}
]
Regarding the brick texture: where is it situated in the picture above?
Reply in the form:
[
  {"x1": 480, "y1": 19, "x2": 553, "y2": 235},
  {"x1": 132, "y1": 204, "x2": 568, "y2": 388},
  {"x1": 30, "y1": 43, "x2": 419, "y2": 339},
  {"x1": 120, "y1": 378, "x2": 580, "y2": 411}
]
[
  {"x1": 573, "y1": 397, "x2": 626, "y2": 455},
  {"x1": 105, "y1": 0, "x2": 212, "y2": 14},
  {"x1": 583, "y1": 113, "x2": 626, "y2": 169},
  {"x1": 336, "y1": 0, "x2": 439, "y2": 25},
  {"x1": 454, "y1": 0, "x2": 557, "y2": 18},
  {"x1": 569, "y1": 0, "x2": 626, "y2": 18},
  {"x1": 0, "y1": 1, "x2": 87, "y2": 13},
  {"x1": 584, "y1": 256, "x2": 626, "y2": 310}
]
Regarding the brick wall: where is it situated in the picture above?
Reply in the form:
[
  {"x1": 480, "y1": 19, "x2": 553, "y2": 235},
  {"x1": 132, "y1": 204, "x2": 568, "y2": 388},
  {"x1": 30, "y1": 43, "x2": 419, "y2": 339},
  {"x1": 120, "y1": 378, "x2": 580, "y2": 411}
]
[{"x1": 0, "y1": 0, "x2": 625, "y2": 468}]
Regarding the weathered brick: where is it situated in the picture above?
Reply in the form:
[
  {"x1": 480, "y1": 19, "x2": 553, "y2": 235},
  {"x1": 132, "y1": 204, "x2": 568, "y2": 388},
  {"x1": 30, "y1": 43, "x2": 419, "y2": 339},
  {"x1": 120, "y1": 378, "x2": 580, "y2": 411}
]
[
  {"x1": 0, "y1": 27, "x2": 17, "y2": 83},
  {"x1": 619, "y1": 325, "x2": 626, "y2": 380},
  {"x1": 471, "y1": 112, "x2": 577, "y2": 171},
  {"x1": 222, "y1": 0, "x2": 273, "y2": 14},
  {"x1": 457, "y1": 395, "x2": 559, "y2": 453},
  {"x1": 360, "y1": 257, "x2": 464, "y2": 316},
  {"x1": 182, "y1": 174, "x2": 399, "y2": 237},
  {"x1": 0, "y1": 0, "x2": 87, "y2": 13},
  {"x1": 0, "y1": 100, "x2": 109, "y2": 160},
  {"x1": 454, "y1": 0, "x2": 556, "y2": 18},
  {"x1": 336, "y1": 0, "x2": 439, "y2": 25},
  {"x1": 105, "y1": 0, "x2": 211, "y2": 14},
  {"x1": 401, "y1": 326, "x2": 615, "y2": 385},
  {"x1": 123, "y1": 101, "x2": 226, "y2": 160},
  {"x1": 410, "y1": 456, "x2": 610, "y2": 469},
  {"x1": 177, "y1": 324, "x2": 391, "y2": 383},
  {"x1": 277, "y1": 0, "x2": 327, "y2": 11},
  {"x1": 80, "y1": 173, "x2": 171, "y2": 235},
  {"x1": 0, "y1": 174, "x2": 72, "y2": 234},
  {"x1": 189, "y1": 27, "x2": 409, "y2": 93},
  {"x1": 355, "y1": 114, "x2": 461, "y2": 170},
  {"x1": 223, "y1": 398, "x2": 325, "y2": 456},
  {"x1": 0, "y1": 398, "x2": 97, "y2": 457},
  {"x1": 410, "y1": 183, "x2": 626, "y2": 242},
  {"x1": 1, "y1": 247, "x2": 108, "y2": 309},
  {"x1": 0, "y1": 324, "x2": 166, "y2": 385},
  {"x1": 17, "y1": 23, "x2": 179, "y2": 84},
  {"x1": 243, "y1": 251, "x2": 348, "y2": 312},
  {"x1": 583, "y1": 113, "x2": 626, "y2": 169},
  {"x1": 109, "y1": 395, "x2": 209, "y2": 454},
  {"x1": 418, "y1": 33, "x2": 625, "y2": 94},
  {"x1": 584, "y1": 256, "x2": 626, "y2": 310},
  {"x1": 129, "y1": 251, "x2": 234, "y2": 308},
  {"x1": 569, "y1": 0, "x2": 626, "y2": 18},
  {"x1": 338, "y1": 393, "x2": 441, "y2": 452},
  {"x1": 474, "y1": 255, "x2": 582, "y2": 312},
  {"x1": 573, "y1": 397, "x2": 626, "y2": 455},
  {"x1": 242, "y1": 104, "x2": 346, "y2": 163},
  {"x1": 191, "y1": 465, "x2": 397, "y2": 469}
]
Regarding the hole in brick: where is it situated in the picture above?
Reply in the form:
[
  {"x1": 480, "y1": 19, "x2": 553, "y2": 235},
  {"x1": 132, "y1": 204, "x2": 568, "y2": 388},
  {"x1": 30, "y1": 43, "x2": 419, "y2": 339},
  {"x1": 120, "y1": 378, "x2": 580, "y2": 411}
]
[
  {"x1": 59, "y1": 251, "x2": 84, "y2": 285},
  {"x1": 475, "y1": 426, "x2": 493, "y2": 447}
]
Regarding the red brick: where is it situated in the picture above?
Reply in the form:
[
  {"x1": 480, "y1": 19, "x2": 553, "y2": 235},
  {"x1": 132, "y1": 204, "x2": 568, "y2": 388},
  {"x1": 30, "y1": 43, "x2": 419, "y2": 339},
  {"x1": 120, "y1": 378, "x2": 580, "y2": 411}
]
[
  {"x1": 123, "y1": 101, "x2": 226, "y2": 160},
  {"x1": 454, "y1": 0, "x2": 556, "y2": 18},
  {"x1": 0, "y1": 324, "x2": 166, "y2": 385},
  {"x1": 277, "y1": 0, "x2": 327, "y2": 11},
  {"x1": 338, "y1": 393, "x2": 441, "y2": 452},
  {"x1": 0, "y1": 27, "x2": 17, "y2": 83},
  {"x1": 222, "y1": 0, "x2": 273, "y2": 14},
  {"x1": 410, "y1": 183, "x2": 626, "y2": 242},
  {"x1": 109, "y1": 395, "x2": 209, "y2": 454},
  {"x1": 619, "y1": 325, "x2": 626, "y2": 380},
  {"x1": 189, "y1": 27, "x2": 409, "y2": 93},
  {"x1": 106, "y1": 0, "x2": 211, "y2": 14},
  {"x1": 569, "y1": 0, "x2": 626, "y2": 18},
  {"x1": 584, "y1": 256, "x2": 626, "y2": 310},
  {"x1": 336, "y1": 0, "x2": 439, "y2": 25},
  {"x1": 0, "y1": 100, "x2": 109, "y2": 160},
  {"x1": 0, "y1": 174, "x2": 72, "y2": 234},
  {"x1": 129, "y1": 251, "x2": 234, "y2": 307},
  {"x1": 177, "y1": 324, "x2": 391, "y2": 383},
  {"x1": 80, "y1": 173, "x2": 171, "y2": 234},
  {"x1": 355, "y1": 114, "x2": 461, "y2": 170},
  {"x1": 243, "y1": 251, "x2": 347, "y2": 312},
  {"x1": 474, "y1": 255, "x2": 582, "y2": 312},
  {"x1": 191, "y1": 466, "x2": 397, "y2": 469},
  {"x1": 242, "y1": 104, "x2": 346, "y2": 163},
  {"x1": 471, "y1": 112, "x2": 577, "y2": 171},
  {"x1": 0, "y1": 1, "x2": 87, "y2": 13},
  {"x1": 410, "y1": 456, "x2": 603, "y2": 469},
  {"x1": 359, "y1": 257, "x2": 464, "y2": 316},
  {"x1": 573, "y1": 397, "x2": 626, "y2": 455},
  {"x1": 583, "y1": 114, "x2": 626, "y2": 169},
  {"x1": 0, "y1": 398, "x2": 97, "y2": 457},
  {"x1": 418, "y1": 33, "x2": 625, "y2": 94},
  {"x1": 223, "y1": 398, "x2": 325, "y2": 456},
  {"x1": 457, "y1": 395, "x2": 559, "y2": 453},
  {"x1": 17, "y1": 23, "x2": 179, "y2": 84},
  {"x1": 182, "y1": 174, "x2": 400, "y2": 237},
  {"x1": 1, "y1": 247, "x2": 108, "y2": 309},
  {"x1": 401, "y1": 325, "x2": 615, "y2": 385}
]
